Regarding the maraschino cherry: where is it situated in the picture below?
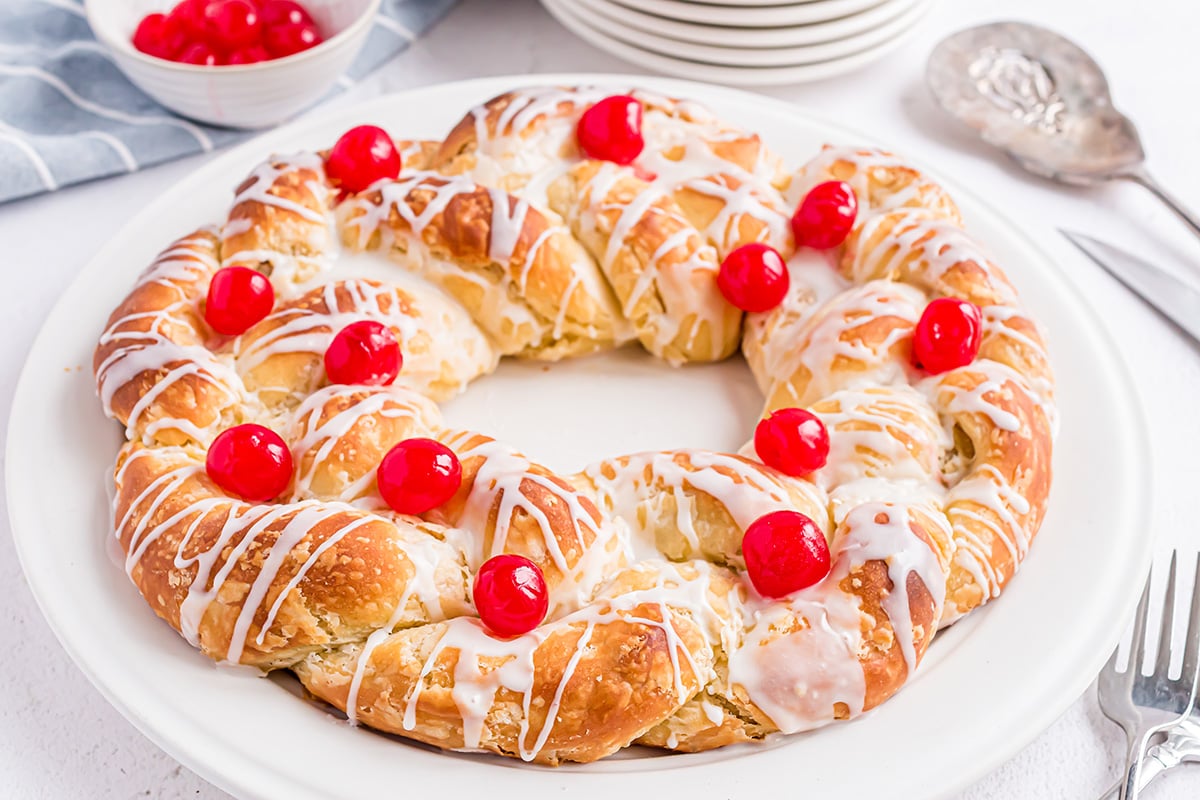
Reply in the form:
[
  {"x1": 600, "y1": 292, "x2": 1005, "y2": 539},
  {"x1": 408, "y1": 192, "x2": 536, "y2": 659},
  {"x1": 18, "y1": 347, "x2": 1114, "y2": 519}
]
[
  {"x1": 132, "y1": 0, "x2": 324, "y2": 65},
  {"x1": 742, "y1": 510, "x2": 831, "y2": 599},
  {"x1": 200, "y1": 0, "x2": 260, "y2": 50},
  {"x1": 912, "y1": 297, "x2": 983, "y2": 374},
  {"x1": 227, "y1": 45, "x2": 270, "y2": 65},
  {"x1": 792, "y1": 180, "x2": 858, "y2": 250},
  {"x1": 204, "y1": 266, "x2": 274, "y2": 335},
  {"x1": 376, "y1": 438, "x2": 462, "y2": 515},
  {"x1": 263, "y1": 18, "x2": 321, "y2": 58},
  {"x1": 206, "y1": 424, "x2": 293, "y2": 501},
  {"x1": 717, "y1": 243, "x2": 790, "y2": 312},
  {"x1": 259, "y1": 0, "x2": 313, "y2": 28},
  {"x1": 179, "y1": 42, "x2": 220, "y2": 66},
  {"x1": 754, "y1": 408, "x2": 830, "y2": 476},
  {"x1": 132, "y1": 14, "x2": 180, "y2": 60},
  {"x1": 171, "y1": 0, "x2": 207, "y2": 35},
  {"x1": 576, "y1": 95, "x2": 645, "y2": 165},
  {"x1": 473, "y1": 554, "x2": 549, "y2": 637},
  {"x1": 324, "y1": 320, "x2": 401, "y2": 386},
  {"x1": 324, "y1": 125, "x2": 402, "y2": 194}
]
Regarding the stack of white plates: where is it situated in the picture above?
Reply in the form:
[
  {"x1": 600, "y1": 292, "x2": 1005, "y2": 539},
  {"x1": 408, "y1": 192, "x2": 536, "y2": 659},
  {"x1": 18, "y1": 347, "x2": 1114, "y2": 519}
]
[{"x1": 539, "y1": 0, "x2": 936, "y2": 85}]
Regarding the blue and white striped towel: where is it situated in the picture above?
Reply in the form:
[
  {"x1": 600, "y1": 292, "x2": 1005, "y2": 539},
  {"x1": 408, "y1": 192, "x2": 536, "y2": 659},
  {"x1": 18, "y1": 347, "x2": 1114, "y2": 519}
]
[{"x1": 0, "y1": 0, "x2": 458, "y2": 204}]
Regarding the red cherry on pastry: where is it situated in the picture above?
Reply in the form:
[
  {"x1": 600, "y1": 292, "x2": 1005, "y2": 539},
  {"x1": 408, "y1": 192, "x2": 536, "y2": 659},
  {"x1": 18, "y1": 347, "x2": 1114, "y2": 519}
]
[
  {"x1": 201, "y1": 0, "x2": 261, "y2": 50},
  {"x1": 206, "y1": 424, "x2": 293, "y2": 501},
  {"x1": 376, "y1": 438, "x2": 462, "y2": 515},
  {"x1": 742, "y1": 510, "x2": 831, "y2": 599},
  {"x1": 324, "y1": 320, "x2": 401, "y2": 386},
  {"x1": 576, "y1": 95, "x2": 645, "y2": 166},
  {"x1": 325, "y1": 125, "x2": 402, "y2": 194},
  {"x1": 473, "y1": 554, "x2": 549, "y2": 637},
  {"x1": 259, "y1": 0, "x2": 315, "y2": 29},
  {"x1": 264, "y1": 19, "x2": 323, "y2": 58},
  {"x1": 754, "y1": 408, "x2": 830, "y2": 476},
  {"x1": 792, "y1": 180, "x2": 858, "y2": 250},
  {"x1": 912, "y1": 297, "x2": 983, "y2": 374},
  {"x1": 204, "y1": 266, "x2": 274, "y2": 335},
  {"x1": 717, "y1": 242, "x2": 790, "y2": 312}
]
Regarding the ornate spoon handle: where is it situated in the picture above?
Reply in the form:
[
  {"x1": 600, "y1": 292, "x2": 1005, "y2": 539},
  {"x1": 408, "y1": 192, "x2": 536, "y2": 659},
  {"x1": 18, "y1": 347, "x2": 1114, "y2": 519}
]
[{"x1": 1121, "y1": 167, "x2": 1200, "y2": 244}]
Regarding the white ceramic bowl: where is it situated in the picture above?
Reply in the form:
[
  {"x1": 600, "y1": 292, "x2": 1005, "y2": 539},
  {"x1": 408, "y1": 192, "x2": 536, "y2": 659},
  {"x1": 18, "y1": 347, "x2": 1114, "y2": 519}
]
[{"x1": 84, "y1": 0, "x2": 381, "y2": 129}]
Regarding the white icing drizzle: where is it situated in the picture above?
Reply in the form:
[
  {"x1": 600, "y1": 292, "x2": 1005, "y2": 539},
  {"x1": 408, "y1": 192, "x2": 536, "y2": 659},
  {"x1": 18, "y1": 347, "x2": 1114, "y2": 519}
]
[
  {"x1": 287, "y1": 383, "x2": 440, "y2": 504},
  {"x1": 558, "y1": 160, "x2": 730, "y2": 362},
  {"x1": 95, "y1": 232, "x2": 245, "y2": 445},
  {"x1": 344, "y1": 522, "x2": 466, "y2": 725},
  {"x1": 980, "y1": 304, "x2": 1058, "y2": 432},
  {"x1": 585, "y1": 449, "x2": 830, "y2": 560},
  {"x1": 455, "y1": 87, "x2": 794, "y2": 360},
  {"x1": 443, "y1": 431, "x2": 626, "y2": 616},
  {"x1": 228, "y1": 151, "x2": 328, "y2": 224},
  {"x1": 221, "y1": 151, "x2": 338, "y2": 289},
  {"x1": 742, "y1": 248, "x2": 849, "y2": 391},
  {"x1": 926, "y1": 358, "x2": 1049, "y2": 436},
  {"x1": 768, "y1": 280, "x2": 924, "y2": 404},
  {"x1": 813, "y1": 386, "x2": 950, "y2": 498},
  {"x1": 114, "y1": 447, "x2": 457, "y2": 664},
  {"x1": 235, "y1": 278, "x2": 418, "y2": 377},
  {"x1": 294, "y1": 251, "x2": 499, "y2": 398},
  {"x1": 340, "y1": 169, "x2": 619, "y2": 352},
  {"x1": 459, "y1": 85, "x2": 615, "y2": 207},
  {"x1": 786, "y1": 146, "x2": 941, "y2": 215},
  {"x1": 729, "y1": 502, "x2": 945, "y2": 734},
  {"x1": 394, "y1": 558, "x2": 727, "y2": 759},
  {"x1": 701, "y1": 698, "x2": 725, "y2": 725},
  {"x1": 947, "y1": 463, "x2": 1034, "y2": 579},
  {"x1": 848, "y1": 209, "x2": 1018, "y2": 310}
]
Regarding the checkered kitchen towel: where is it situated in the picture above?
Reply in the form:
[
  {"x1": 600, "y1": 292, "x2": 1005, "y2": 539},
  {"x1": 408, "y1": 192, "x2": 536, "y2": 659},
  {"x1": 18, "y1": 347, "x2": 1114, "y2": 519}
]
[{"x1": 0, "y1": 0, "x2": 458, "y2": 203}]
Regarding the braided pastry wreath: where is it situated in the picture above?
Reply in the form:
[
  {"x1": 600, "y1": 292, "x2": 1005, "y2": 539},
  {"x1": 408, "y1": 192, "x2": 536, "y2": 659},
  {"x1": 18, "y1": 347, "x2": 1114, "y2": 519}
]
[{"x1": 94, "y1": 86, "x2": 1055, "y2": 764}]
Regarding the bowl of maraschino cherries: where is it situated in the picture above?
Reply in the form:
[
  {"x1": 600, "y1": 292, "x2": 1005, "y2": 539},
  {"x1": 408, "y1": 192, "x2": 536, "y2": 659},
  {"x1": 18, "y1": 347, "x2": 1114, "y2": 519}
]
[
  {"x1": 132, "y1": 0, "x2": 328, "y2": 66},
  {"x1": 84, "y1": 0, "x2": 381, "y2": 128}
]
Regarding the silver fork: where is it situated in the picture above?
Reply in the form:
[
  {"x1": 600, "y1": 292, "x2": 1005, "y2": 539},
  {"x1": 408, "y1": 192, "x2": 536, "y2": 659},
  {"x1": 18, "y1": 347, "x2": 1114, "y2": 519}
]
[
  {"x1": 1097, "y1": 552, "x2": 1200, "y2": 800},
  {"x1": 1099, "y1": 716, "x2": 1200, "y2": 798}
]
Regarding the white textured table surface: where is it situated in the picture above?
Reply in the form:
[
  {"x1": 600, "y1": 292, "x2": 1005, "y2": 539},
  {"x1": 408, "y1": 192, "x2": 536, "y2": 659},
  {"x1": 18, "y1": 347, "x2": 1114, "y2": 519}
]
[{"x1": 3, "y1": 0, "x2": 1199, "y2": 797}]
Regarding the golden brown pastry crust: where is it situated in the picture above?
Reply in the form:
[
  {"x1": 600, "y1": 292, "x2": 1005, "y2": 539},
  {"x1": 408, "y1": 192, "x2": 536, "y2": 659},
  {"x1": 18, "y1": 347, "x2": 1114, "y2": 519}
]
[
  {"x1": 548, "y1": 160, "x2": 741, "y2": 364},
  {"x1": 296, "y1": 566, "x2": 714, "y2": 765},
  {"x1": 94, "y1": 228, "x2": 241, "y2": 447},
  {"x1": 111, "y1": 440, "x2": 471, "y2": 670},
  {"x1": 220, "y1": 152, "x2": 335, "y2": 287},
  {"x1": 340, "y1": 171, "x2": 629, "y2": 359}
]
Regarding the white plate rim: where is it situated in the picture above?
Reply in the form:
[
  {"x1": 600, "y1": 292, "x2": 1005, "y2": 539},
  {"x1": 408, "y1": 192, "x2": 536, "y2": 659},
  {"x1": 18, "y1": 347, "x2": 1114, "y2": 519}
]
[
  {"x1": 573, "y1": 0, "x2": 922, "y2": 49},
  {"x1": 7, "y1": 73, "x2": 1153, "y2": 800},
  {"x1": 541, "y1": 0, "x2": 931, "y2": 85},
  {"x1": 553, "y1": 0, "x2": 929, "y2": 67},
  {"x1": 604, "y1": 0, "x2": 891, "y2": 27}
]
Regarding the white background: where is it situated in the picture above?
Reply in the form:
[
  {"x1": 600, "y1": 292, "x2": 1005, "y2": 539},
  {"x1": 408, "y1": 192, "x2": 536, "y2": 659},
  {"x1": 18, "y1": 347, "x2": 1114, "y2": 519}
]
[{"x1": 2, "y1": 0, "x2": 1199, "y2": 797}]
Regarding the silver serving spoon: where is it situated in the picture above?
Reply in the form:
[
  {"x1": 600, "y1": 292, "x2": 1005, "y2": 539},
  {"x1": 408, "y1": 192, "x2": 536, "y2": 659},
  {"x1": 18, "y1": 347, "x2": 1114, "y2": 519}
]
[{"x1": 926, "y1": 21, "x2": 1200, "y2": 241}]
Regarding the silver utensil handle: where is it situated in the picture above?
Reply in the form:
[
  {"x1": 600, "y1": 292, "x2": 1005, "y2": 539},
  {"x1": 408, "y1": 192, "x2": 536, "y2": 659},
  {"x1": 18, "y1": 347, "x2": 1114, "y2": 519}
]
[
  {"x1": 1122, "y1": 167, "x2": 1200, "y2": 243},
  {"x1": 1119, "y1": 731, "x2": 1151, "y2": 800},
  {"x1": 1099, "y1": 747, "x2": 1171, "y2": 799}
]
